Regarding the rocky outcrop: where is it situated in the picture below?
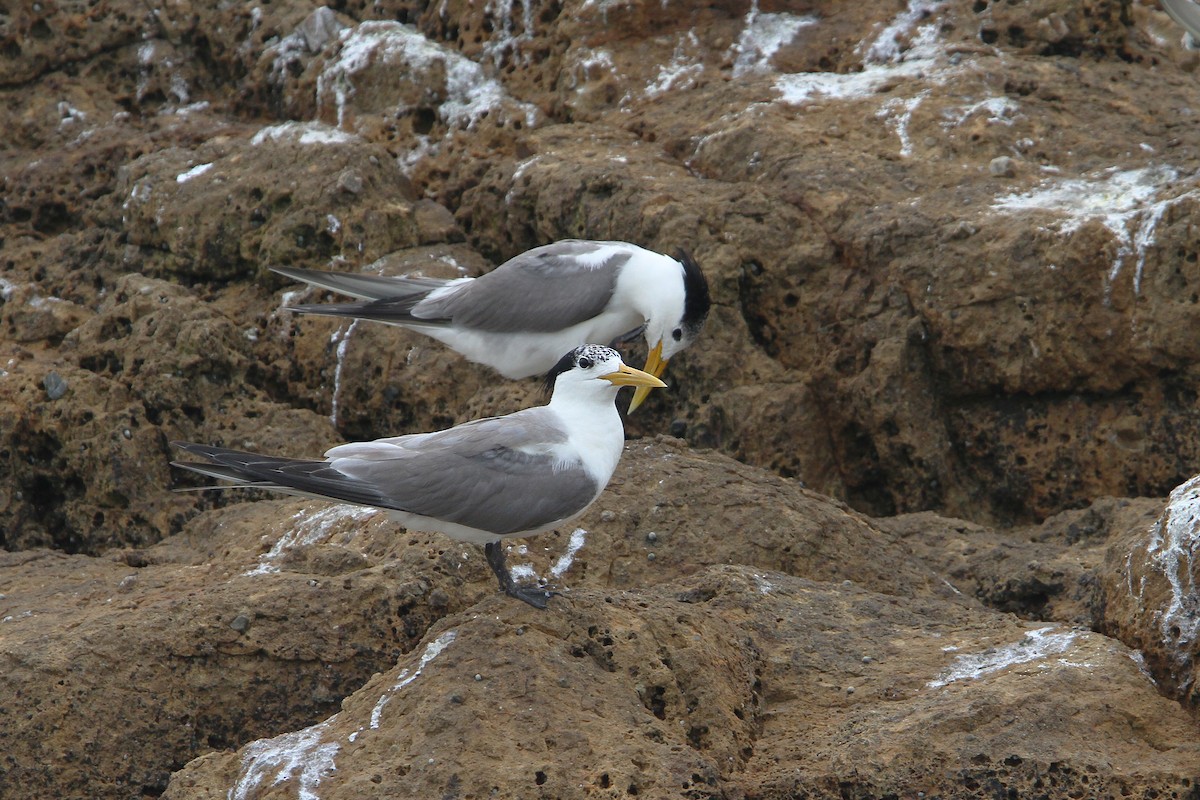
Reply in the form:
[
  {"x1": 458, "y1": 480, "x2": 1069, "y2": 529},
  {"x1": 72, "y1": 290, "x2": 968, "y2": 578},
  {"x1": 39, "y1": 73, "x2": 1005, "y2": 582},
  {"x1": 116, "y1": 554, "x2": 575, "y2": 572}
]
[
  {"x1": 1100, "y1": 476, "x2": 1200, "y2": 707},
  {"x1": 4, "y1": 443, "x2": 1200, "y2": 799},
  {"x1": 8, "y1": 0, "x2": 1200, "y2": 536},
  {"x1": 4, "y1": 0, "x2": 1200, "y2": 797},
  {"x1": 163, "y1": 567, "x2": 1200, "y2": 800}
]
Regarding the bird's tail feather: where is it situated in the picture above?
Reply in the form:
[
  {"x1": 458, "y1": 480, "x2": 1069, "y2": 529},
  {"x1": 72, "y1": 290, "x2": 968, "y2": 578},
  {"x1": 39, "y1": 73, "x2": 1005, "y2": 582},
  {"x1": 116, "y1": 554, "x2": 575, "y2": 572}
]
[
  {"x1": 286, "y1": 297, "x2": 451, "y2": 327},
  {"x1": 271, "y1": 265, "x2": 451, "y2": 301}
]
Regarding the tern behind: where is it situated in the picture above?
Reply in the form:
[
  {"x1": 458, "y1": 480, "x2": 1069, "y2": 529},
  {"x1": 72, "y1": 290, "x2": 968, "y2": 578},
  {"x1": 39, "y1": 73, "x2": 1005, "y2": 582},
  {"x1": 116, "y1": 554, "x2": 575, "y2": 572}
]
[
  {"x1": 171, "y1": 345, "x2": 666, "y2": 608},
  {"x1": 272, "y1": 239, "x2": 710, "y2": 411}
]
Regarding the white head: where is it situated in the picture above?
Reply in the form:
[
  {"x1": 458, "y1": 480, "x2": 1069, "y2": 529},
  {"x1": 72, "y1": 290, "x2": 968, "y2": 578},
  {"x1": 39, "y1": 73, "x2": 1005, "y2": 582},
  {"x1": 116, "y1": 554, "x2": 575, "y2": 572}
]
[
  {"x1": 633, "y1": 249, "x2": 711, "y2": 411},
  {"x1": 543, "y1": 345, "x2": 667, "y2": 404}
]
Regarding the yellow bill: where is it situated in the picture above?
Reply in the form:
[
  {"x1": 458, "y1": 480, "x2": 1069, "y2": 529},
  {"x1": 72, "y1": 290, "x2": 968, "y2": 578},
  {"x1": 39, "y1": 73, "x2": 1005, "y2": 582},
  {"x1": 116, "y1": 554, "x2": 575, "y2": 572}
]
[
  {"x1": 601, "y1": 359, "x2": 668, "y2": 390},
  {"x1": 626, "y1": 340, "x2": 668, "y2": 413}
]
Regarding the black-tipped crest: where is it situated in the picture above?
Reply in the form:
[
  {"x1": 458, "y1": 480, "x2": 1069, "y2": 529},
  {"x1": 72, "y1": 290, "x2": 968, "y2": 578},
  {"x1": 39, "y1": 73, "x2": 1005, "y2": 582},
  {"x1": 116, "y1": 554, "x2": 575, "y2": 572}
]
[
  {"x1": 541, "y1": 344, "x2": 617, "y2": 397},
  {"x1": 677, "y1": 248, "x2": 711, "y2": 333}
]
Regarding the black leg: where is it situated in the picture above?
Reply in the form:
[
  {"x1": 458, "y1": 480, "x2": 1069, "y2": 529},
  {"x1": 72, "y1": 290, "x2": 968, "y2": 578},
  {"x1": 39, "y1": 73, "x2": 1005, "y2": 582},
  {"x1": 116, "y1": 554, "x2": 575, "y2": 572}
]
[
  {"x1": 483, "y1": 541, "x2": 557, "y2": 609},
  {"x1": 608, "y1": 324, "x2": 646, "y2": 348}
]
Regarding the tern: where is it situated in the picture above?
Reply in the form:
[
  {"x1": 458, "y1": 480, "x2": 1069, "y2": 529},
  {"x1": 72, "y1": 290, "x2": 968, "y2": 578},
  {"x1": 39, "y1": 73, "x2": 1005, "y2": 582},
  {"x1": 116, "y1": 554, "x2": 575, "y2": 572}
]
[
  {"x1": 272, "y1": 239, "x2": 710, "y2": 411},
  {"x1": 171, "y1": 345, "x2": 666, "y2": 608}
]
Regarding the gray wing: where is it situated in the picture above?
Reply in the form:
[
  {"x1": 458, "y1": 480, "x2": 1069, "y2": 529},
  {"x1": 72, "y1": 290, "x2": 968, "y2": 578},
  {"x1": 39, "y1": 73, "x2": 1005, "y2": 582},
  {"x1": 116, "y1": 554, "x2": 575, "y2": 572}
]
[
  {"x1": 272, "y1": 265, "x2": 454, "y2": 301},
  {"x1": 331, "y1": 409, "x2": 600, "y2": 535},
  {"x1": 413, "y1": 240, "x2": 629, "y2": 333},
  {"x1": 172, "y1": 408, "x2": 600, "y2": 537}
]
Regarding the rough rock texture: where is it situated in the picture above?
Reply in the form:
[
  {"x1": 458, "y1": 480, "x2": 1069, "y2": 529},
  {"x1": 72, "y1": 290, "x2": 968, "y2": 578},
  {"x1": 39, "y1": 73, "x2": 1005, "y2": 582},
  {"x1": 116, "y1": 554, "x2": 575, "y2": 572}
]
[
  {"x1": 5, "y1": 0, "x2": 1200, "y2": 797},
  {"x1": 9, "y1": 0, "x2": 1200, "y2": 536},
  {"x1": 4, "y1": 442, "x2": 1200, "y2": 799},
  {"x1": 0, "y1": 441, "x2": 953, "y2": 799},
  {"x1": 1099, "y1": 475, "x2": 1200, "y2": 707},
  {"x1": 165, "y1": 568, "x2": 1200, "y2": 800}
]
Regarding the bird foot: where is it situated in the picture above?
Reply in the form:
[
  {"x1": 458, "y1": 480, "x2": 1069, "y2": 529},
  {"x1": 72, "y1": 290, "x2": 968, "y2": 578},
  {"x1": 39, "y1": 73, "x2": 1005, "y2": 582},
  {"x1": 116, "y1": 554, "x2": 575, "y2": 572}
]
[
  {"x1": 484, "y1": 540, "x2": 561, "y2": 610},
  {"x1": 504, "y1": 584, "x2": 560, "y2": 609}
]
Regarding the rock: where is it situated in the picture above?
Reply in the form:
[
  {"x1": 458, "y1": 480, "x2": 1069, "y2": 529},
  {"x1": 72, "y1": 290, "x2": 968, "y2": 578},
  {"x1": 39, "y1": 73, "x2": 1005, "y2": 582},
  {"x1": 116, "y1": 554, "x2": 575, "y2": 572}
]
[
  {"x1": 0, "y1": 443, "x2": 940, "y2": 800},
  {"x1": 989, "y1": 155, "x2": 1017, "y2": 177},
  {"x1": 0, "y1": 274, "x2": 340, "y2": 552},
  {"x1": 0, "y1": 282, "x2": 90, "y2": 344},
  {"x1": 882, "y1": 497, "x2": 1164, "y2": 626},
  {"x1": 5, "y1": 0, "x2": 1200, "y2": 795},
  {"x1": 109, "y1": 122, "x2": 435, "y2": 280},
  {"x1": 42, "y1": 371, "x2": 68, "y2": 400},
  {"x1": 1098, "y1": 475, "x2": 1200, "y2": 705},
  {"x1": 4, "y1": 442, "x2": 1198, "y2": 800},
  {"x1": 7, "y1": 0, "x2": 1200, "y2": 526},
  {"x1": 0, "y1": 522, "x2": 468, "y2": 799},
  {"x1": 161, "y1": 567, "x2": 1200, "y2": 800}
]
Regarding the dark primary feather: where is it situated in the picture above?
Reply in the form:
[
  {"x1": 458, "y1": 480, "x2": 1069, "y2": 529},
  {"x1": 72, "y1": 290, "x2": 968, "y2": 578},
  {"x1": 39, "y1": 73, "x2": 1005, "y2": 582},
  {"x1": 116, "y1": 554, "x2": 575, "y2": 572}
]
[
  {"x1": 287, "y1": 294, "x2": 451, "y2": 326},
  {"x1": 271, "y1": 265, "x2": 450, "y2": 301},
  {"x1": 172, "y1": 443, "x2": 399, "y2": 509}
]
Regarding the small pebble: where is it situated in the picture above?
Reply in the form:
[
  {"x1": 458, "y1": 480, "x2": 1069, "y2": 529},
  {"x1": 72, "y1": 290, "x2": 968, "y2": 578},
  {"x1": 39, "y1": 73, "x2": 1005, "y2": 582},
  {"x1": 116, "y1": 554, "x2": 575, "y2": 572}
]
[
  {"x1": 988, "y1": 155, "x2": 1016, "y2": 178},
  {"x1": 845, "y1": 686, "x2": 855, "y2": 695},
  {"x1": 230, "y1": 614, "x2": 250, "y2": 632},
  {"x1": 474, "y1": 673, "x2": 483, "y2": 682},
  {"x1": 600, "y1": 510, "x2": 616, "y2": 523},
  {"x1": 862, "y1": 656, "x2": 873, "y2": 664},
  {"x1": 337, "y1": 170, "x2": 364, "y2": 195},
  {"x1": 43, "y1": 371, "x2": 68, "y2": 400},
  {"x1": 647, "y1": 552, "x2": 656, "y2": 562},
  {"x1": 646, "y1": 531, "x2": 657, "y2": 543}
]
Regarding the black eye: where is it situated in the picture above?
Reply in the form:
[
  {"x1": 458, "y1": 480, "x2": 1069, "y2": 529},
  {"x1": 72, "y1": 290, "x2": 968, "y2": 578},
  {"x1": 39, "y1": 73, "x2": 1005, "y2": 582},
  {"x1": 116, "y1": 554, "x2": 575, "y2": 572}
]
[
  {"x1": 671, "y1": 328, "x2": 683, "y2": 342},
  {"x1": 578, "y1": 356, "x2": 594, "y2": 369}
]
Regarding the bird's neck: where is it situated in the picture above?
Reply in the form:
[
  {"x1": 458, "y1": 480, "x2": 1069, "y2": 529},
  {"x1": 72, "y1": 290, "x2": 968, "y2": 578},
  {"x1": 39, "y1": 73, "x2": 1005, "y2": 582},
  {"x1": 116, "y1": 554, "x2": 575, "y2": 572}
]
[
  {"x1": 547, "y1": 385, "x2": 624, "y2": 483},
  {"x1": 612, "y1": 252, "x2": 685, "y2": 328}
]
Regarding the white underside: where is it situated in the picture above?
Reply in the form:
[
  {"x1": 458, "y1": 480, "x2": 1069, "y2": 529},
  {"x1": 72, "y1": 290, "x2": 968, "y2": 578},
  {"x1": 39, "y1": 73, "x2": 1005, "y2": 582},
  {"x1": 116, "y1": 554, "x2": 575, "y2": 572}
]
[
  {"x1": 405, "y1": 308, "x2": 645, "y2": 378},
  {"x1": 384, "y1": 508, "x2": 587, "y2": 545}
]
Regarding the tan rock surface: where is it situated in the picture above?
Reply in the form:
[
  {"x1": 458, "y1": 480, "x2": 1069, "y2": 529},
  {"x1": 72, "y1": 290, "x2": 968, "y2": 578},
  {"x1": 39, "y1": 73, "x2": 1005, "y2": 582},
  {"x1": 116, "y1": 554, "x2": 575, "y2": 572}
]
[
  {"x1": 1099, "y1": 476, "x2": 1200, "y2": 707},
  {"x1": 4, "y1": 0, "x2": 1200, "y2": 797},
  {"x1": 162, "y1": 567, "x2": 1200, "y2": 800}
]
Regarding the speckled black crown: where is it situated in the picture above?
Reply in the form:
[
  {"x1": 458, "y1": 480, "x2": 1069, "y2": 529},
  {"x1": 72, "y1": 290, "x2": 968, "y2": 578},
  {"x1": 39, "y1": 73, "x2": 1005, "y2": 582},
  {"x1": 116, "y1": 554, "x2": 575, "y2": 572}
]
[{"x1": 542, "y1": 345, "x2": 619, "y2": 396}]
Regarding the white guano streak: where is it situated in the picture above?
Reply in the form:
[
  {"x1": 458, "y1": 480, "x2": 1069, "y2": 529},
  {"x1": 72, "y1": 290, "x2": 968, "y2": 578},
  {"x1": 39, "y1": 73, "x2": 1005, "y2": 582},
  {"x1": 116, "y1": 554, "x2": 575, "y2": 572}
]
[
  {"x1": 329, "y1": 319, "x2": 360, "y2": 427},
  {"x1": 549, "y1": 528, "x2": 588, "y2": 579},
  {"x1": 1145, "y1": 475, "x2": 1200, "y2": 659},
  {"x1": 927, "y1": 626, "x2": 1079, "y2": 688},
  {"x1": 991, "y1": 166, "x2": 1195, "y2": 297},
  {"x1": 230, "y1": 716, "x2": 340, "y2": 800},
  {"x1": 243, "y1": 505, "x2": 376, "y2": 576},
  {"x1": 369, "y1": 630, "x2": 458, "y2": 729}
]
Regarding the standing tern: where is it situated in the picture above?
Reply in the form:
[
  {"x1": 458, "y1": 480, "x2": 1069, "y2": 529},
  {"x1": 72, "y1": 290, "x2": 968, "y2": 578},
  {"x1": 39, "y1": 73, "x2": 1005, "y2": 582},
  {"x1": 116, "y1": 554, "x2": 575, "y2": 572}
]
[
  {"x1": 272, "y1": 239, "x2": 710, "y2": 411},
  {"x1": 171, "y1": 345, "x2": 666, "y2": 608}
]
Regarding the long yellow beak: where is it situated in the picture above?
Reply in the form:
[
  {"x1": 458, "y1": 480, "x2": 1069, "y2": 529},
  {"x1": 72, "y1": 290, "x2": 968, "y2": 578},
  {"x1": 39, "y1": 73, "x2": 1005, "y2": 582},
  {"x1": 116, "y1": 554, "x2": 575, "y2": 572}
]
[
  {"x1": 601, "y1": 361, "x2": 668, "y2": 394},
  {"x1": 626, "y1": 340, "x2": 668, "y2": 413}
]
